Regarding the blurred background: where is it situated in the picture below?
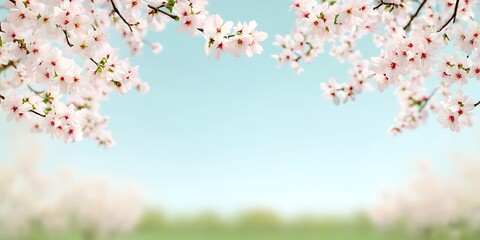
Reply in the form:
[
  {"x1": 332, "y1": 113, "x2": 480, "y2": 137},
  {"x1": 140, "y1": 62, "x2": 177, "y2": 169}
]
[{"x1": 2, "y1": 0, "x2": 480, "y2": 239}]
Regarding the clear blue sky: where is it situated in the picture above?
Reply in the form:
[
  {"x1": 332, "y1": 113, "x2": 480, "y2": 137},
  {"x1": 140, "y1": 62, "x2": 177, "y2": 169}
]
[{"x1": 1, "y1": 0, "x2": 479, "y2": 217}]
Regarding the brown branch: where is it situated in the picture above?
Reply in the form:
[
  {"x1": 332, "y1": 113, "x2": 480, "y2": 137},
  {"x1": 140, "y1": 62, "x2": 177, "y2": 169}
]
[
  {"x1": 148, "y1": 5, "x2": 179, "y2": 21},
  {"x1": 475, "y1": 101, "x2": 480, "y2": 108},
  {"x1": 0, "y1": 94, "x2": 4, "y2": 100},
  {"x1": 90, "y1": 58, "x2": 99, "y2": 66},
  {"x1": 63, "y1": 29, "x2": 73, "y2": 47},
  {"x1": 110, "y1": 0, "x2": 134, "y2": 32},
  {"x1": 29, "y1": 110, "x2": 46, "y2": 118},
  {"x1": 373, "y1": 0, "x2": 402, "y2": 11},
  {"x1": 437, "y1": 0, "x2": 460, "y2": 32},
  {"x1": 403, "y1": 0, "x2": 428, "y2": 30}
]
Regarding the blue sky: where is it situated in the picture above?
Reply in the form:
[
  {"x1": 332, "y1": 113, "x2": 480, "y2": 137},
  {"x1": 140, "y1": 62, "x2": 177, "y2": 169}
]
[{"x1": 1, "y1": 0, "x2": 480, "y2": 217}]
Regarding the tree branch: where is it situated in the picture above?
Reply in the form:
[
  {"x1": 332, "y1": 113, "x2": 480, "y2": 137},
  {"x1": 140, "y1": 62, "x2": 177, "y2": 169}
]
[
  {"x1": 403, "y1": 0, "x2": 428, "y2": 30},
  {"x1": 437, "y1": 0, "x2": 460, "y2": 32},
  {"x1": 148, "y1": 5, "x2": 179, "y2": 21},
  {"x1": 475, "y1": 101, "x2": 480, "y2": 108},
  {"x1": 373, "y1": 0, "x2": 403, "y2": 11},
  {"x1": 29, "y1": 110, "x2": 46, "y2": 118},
  {"x1": 110, "y1": 0, "x2": 134, "y2": 32},
  {"x1": 90, "y1": 58, "x2": 99, "y2": 66},
  {"x1": 0, "y1": 94, "x2": 4, "y2": 100},
  {"x1": 63, "y1": 29, "x2": 73, "y2": 47}
]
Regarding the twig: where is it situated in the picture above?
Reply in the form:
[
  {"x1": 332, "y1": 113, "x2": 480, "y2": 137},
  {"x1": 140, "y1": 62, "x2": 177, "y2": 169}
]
[
  {"x1": 63, "y1": 29, "x2": 73, "y2": 47},
  {"x1": 90, "y1": 58, "x2": 99, "y2": 66},
  {"x1": 27, "y1": 85, "x2": 44, "y2": 95},
  {"x1": 373, "y1": 0, "x2": 402, "y2": 11},
  {"x1": 403, "y1": 0, "x2": 428, "y2": 30},
  {"x1": 29, "y1": 110, "x2": 46, "y2": 118},
  {"x1": 475, "y1": 101, "x2": 480, "y2": 108},
  {"x1": 418, "y1": 87, "x2": 439, "y2": 112},
  {"x1": 0, "y1": 94, "x2": 4, "y2": 100},
  {"x1": 110, "y1": 0, "x2": 134, "y2": 32},
  {"x1": 148, "y1": 5, "x2": 178, "y2": 20},
  {"x1": 437, "y1": 0, "x2": 460, "y2": 32}
]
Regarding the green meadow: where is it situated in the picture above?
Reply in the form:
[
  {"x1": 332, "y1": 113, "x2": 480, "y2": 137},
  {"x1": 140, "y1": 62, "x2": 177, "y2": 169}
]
[{"x1": 8, "y1": 210, "x2": 480, "y2": 240}]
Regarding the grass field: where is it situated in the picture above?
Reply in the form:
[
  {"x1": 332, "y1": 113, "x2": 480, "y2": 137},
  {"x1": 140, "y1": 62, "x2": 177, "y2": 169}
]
[{"x1": 4, "y1": 210, "x2": 480, "y2": 240}]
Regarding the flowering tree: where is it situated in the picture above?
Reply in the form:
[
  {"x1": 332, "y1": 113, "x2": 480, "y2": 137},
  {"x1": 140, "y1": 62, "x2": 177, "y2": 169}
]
[
  {"x1": 371, "y1": 156, "x2": 480, "y2": 237},
  {"x1": 0, "y1": 141, "x2": 143, "y2": 239},
  {"x1": 0, "y1": 0, "x2": 267, "y2": 147},
  {"x1": 274, "y1": 0, "x2": 480, "y2": 134}
]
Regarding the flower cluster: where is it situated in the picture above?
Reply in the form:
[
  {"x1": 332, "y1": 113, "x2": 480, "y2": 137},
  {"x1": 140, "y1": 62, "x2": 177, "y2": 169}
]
[
  {"x1": 203, "y1": 15, "x2": 268, "y2": 59},
  {"x1": 0, "y1": 0, "x2": 267, "y2": 146},
  {"x1": 273, "y1": 0, "x2": 376, "y2": 74},
  {"x1": 150, "y1": 0, "x2": 268, "y2": 58},
  {"x1": 275, "y1": 0, "x2": 480, "y2": 134},
  {"x1": 320, "y1": 61, "x2": 373, "y2": 105}
]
